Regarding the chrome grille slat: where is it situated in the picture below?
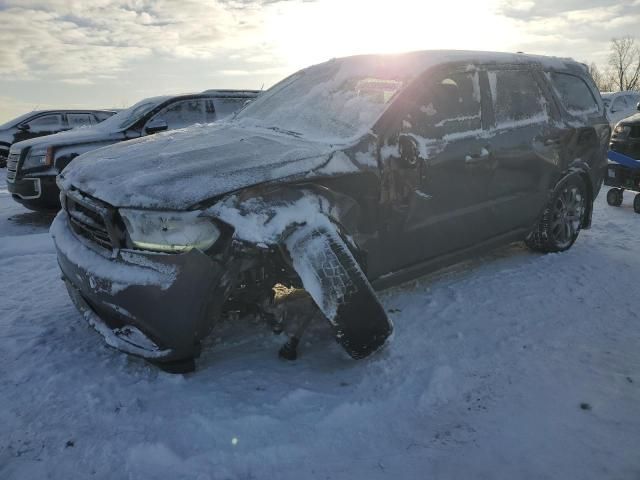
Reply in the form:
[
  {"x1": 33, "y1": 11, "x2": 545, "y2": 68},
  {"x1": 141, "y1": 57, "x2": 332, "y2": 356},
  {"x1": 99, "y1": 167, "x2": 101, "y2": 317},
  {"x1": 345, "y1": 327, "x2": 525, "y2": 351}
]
[
  {"x1": 6, "y1": 153, "x2": 19, "y2": 182},
  {"x1": 65, "y1": 190, "x2": 118, "y2": 254}
]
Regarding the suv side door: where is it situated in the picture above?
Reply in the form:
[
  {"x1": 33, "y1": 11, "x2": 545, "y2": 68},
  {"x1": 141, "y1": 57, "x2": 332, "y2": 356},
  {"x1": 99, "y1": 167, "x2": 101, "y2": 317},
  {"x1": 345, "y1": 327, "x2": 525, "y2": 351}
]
[
  {"x1": 377, "y1": 65, "x2": 494, "y2": 272},
  {"x1": 483, "y1": 66, "x2": 560, "y2": 234}
]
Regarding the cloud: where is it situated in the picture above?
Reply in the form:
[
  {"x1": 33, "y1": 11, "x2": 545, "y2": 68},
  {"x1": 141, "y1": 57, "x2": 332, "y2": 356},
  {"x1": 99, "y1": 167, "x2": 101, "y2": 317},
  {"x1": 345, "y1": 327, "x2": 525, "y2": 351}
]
[
  {"x1": 496, "y1": 1, "x2": 640, "y2": 65},
  {"x1": 0, "y1": 0, "x2": 297, "y2": 83}
]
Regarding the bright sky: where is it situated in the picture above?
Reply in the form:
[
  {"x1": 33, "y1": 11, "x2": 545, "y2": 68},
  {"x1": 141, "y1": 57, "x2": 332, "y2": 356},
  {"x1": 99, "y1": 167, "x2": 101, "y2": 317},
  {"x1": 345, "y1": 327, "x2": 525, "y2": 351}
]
[{"x1": 0, "y1": 0, "x2": 638, "y2": 123}]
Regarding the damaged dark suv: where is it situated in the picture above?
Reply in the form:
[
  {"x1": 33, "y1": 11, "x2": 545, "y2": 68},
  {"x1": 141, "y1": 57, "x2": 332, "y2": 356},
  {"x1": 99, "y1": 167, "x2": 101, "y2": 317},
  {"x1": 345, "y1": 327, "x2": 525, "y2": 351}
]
[{"x1": 51, "y1": 51, "x2": 609, "y2": 372}]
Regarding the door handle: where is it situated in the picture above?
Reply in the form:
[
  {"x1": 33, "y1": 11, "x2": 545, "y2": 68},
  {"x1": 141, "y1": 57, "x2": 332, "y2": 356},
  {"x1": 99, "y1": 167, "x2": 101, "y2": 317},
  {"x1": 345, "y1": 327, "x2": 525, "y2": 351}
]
[
  {"x1": 544, "y1": 137, "x2": 562, "y2": 146},
  {"x1": 465, "y1": 147, "x2": 491, "y2": 164}
]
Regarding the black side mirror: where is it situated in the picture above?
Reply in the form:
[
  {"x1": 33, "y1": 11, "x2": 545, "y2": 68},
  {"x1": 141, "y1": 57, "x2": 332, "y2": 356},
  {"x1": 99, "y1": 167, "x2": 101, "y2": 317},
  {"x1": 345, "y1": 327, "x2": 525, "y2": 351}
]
[
  {"x1": 145, "y1": 118, "x2": 168, "y2": 135},
  {"x1": 17, "y1": 123, "x2": 30, "y2": 131},
  {"x1": 398, "y1": 133, "x2": 420, "y2": 169},
  {"x1": 637, "y1": 102, "x2": 640, "y2": 111}
]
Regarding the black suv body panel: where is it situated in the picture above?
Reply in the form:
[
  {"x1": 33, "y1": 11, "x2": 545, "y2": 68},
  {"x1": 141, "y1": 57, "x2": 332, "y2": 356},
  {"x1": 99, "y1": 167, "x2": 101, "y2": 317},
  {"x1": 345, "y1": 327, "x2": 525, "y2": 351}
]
[{"x1": 51, "y1": 51, "x2": 609, "y2": 369}]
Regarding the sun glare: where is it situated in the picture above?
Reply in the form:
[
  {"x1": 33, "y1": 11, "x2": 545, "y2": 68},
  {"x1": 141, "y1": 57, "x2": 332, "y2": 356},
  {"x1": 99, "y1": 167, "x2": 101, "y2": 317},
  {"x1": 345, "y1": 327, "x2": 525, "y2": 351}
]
[{"x1": 265, "y1": 0, "x2": 518, "y2": 72}]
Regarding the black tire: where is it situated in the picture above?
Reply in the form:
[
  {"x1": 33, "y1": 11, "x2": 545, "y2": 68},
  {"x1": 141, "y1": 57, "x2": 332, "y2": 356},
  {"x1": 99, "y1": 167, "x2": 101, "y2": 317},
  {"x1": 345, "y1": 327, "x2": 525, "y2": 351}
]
[
  {"x1": 634, "y1": 194, "x2": 640, "y2": 214},
  {"x1": 285, "y1": 226, "x2": 393, "y2": 359},
  {"x1": 526, "y1": 175, "x2": 587, "y2": 253},
  {"x1": 606, "y1": 188, "x2": 623, "y2": 207}
]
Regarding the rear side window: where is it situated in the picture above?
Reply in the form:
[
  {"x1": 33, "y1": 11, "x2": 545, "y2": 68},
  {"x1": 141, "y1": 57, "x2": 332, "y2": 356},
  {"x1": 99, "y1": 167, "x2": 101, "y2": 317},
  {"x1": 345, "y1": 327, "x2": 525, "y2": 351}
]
[
  {"x1": 548, "y1": 72, "x2": 599, "y2": 115},
  {"x1": 488, "y1": 70, "x2": 547, "y2": 126},
  {"x1": 68, "y1": 113, "x2": 94, "y2": 128},
  {"x1": 213, "y1": 98, "x2": 250, "y2": 119}
]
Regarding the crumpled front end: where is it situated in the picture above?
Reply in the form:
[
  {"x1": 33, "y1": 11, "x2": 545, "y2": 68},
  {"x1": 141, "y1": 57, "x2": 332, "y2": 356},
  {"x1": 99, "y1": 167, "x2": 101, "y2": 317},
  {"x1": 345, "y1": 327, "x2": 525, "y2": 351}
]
[{"x1": 51, "y1": 208, "x2": 230, "y2": 364}]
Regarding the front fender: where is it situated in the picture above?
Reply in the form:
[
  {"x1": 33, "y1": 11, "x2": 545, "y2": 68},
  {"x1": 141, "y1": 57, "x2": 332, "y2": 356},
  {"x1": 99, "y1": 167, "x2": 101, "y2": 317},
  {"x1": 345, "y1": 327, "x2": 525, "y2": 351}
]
[{"x1": 207, "y1": 185, "x2": 392, "y2": 358}]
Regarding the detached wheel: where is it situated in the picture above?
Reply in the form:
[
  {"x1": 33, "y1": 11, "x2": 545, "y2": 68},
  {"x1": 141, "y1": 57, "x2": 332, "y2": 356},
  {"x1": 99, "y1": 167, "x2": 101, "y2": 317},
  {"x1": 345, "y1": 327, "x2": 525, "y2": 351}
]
[
  {"x1": 634, "y1": 194, "x2": 640, "y2": 214},
  {"x1": 526, "y1": 175, "x2": 587, "y2": 253},
  {"x1": 606, "y1": 188, "x2": 623, "y2": 207}
]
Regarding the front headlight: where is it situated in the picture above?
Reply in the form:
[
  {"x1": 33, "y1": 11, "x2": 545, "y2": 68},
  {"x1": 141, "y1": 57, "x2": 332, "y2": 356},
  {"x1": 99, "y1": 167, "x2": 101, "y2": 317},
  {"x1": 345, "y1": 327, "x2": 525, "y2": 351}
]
[
  {"x1": 613, "y1": 124, "x2": 631, "y2": 138},
  {"x1": 119, "y1": 209, "x2": 220, "y2": 253},
  {"x1": 22, "y1": 146, "x2": 53, "y2": 169}
]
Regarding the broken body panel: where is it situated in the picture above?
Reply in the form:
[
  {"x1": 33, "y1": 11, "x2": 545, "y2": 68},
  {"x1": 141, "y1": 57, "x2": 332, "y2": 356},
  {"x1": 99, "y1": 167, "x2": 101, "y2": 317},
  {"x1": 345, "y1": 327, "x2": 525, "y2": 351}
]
[{"x1": 52, "y1": 51, "x2": 609, "y2": 369}]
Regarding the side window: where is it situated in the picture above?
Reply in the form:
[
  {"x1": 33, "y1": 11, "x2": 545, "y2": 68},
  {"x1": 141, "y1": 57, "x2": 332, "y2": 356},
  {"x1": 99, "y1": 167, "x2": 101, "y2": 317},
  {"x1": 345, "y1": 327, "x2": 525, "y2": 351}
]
[
  {"x1": 549, "y1": 72, "x2": 599, "y2": 114},
  {"x1": 611, "y1": 96, "x2": 628, "y2": 113},
  {"x1": 404, "y1": 71, "x2": 482, "y2": 139},
  {"x1": 151, "y1": 99, "x2": 206, "y2": 130},
  {"x1": 67, "y1": 113, "x2": 94, "y2": 128},
  {"x1": 489, "y1": 70, "x2": 547, "y2": 125},
  {"x1": 213, "y1": 98, "x2": 249, "y2": 119},
  {"x1": 625, "y1": 95, "x2": 639, "y2": 110},
  {"x1": 94, "y1": 112, "x2": 114, "y2": 122},
  {"x1": 25, "y1": 114, "x2": 63, "y2": 132}
]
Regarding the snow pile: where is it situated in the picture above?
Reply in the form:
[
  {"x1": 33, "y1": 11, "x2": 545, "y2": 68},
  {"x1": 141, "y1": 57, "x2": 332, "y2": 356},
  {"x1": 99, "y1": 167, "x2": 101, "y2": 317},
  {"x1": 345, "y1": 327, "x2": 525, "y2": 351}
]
[{"x1": 2, "y1": 168, "x2": 640, "y2": 480}]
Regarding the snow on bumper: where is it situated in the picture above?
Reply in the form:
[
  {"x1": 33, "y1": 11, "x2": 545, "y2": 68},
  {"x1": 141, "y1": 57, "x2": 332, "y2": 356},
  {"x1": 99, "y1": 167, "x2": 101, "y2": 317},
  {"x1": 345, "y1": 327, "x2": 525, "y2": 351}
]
[{"x1": 51, "y1": 211, "x2": 226, "y2": 362}]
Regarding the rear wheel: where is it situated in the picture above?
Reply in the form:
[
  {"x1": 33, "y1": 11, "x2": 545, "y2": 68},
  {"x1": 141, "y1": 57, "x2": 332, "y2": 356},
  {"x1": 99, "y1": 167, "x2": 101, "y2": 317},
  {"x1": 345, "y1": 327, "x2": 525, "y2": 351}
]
[
  {"x1": 634, "y1": 194, "x2": 640, "y2": 214},
  {"x1": 606, "y1": 188, "x2": 623, "y2": 207},
  {"x1": 526, "y1": 175, "x2": 587, "y2": 253}
]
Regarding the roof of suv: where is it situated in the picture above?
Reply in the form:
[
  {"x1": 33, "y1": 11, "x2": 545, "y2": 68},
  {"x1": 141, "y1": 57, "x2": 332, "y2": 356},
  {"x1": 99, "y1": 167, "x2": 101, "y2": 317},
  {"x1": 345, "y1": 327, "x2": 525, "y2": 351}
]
[
  {"x1": 0, "y1": 109, "x2": 118, "y2": 130},
  {"x1": 201, "y1": 89, "x2": 261, "y2": 98},
  {"x1": 327, "y1": 50, "x2": 582, "y2": 78}
]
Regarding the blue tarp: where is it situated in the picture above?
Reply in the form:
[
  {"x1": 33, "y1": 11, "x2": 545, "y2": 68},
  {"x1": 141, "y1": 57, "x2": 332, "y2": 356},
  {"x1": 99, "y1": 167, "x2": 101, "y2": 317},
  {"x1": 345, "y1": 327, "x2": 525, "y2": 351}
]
[{"x1": 608, "y1": 150, "x2": 640, "y2": 170}]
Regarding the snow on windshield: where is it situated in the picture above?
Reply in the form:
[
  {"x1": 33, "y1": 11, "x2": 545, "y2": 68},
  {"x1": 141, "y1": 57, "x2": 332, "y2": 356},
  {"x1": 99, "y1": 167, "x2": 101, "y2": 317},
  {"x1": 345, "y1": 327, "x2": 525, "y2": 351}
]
[
  {"x1": 234, "y1": 57, "x2": 406, "y2": 143},
  {"x1": 97, "y1": 97, "x2": 169, "y2": 131}
]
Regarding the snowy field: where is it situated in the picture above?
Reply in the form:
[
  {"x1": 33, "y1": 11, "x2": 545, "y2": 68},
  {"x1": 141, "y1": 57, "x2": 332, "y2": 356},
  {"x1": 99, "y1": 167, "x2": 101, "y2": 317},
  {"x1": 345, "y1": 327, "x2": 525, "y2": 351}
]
[{"x1": 1, "y1": 167, "x2": 639, "y2": 480}]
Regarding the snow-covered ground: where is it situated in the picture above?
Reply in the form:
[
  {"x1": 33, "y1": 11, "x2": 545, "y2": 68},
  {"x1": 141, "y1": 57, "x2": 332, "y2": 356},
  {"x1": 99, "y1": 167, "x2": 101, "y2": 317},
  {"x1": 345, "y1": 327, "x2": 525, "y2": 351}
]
[{"x1": 1, "y1": 167, "x2": 639, "y2": 479}]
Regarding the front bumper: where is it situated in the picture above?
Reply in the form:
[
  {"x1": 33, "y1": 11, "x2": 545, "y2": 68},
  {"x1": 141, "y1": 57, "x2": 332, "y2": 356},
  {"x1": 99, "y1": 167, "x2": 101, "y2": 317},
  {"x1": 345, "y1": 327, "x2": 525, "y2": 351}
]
[
  {"x1": 7, "y1": 175, "x2": 59, "y2": 208},
  {"x1": 51, "y1": 211, "x2": 229, "y2": 363}
]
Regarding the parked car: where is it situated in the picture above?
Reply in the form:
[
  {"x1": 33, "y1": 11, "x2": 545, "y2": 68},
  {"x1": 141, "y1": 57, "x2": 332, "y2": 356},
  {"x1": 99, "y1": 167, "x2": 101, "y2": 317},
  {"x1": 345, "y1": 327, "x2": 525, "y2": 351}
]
[
  {"x1": 6, "y1": 90, "x2": 259, "y2": 210},
  {"x1": 601, "y1": 91, "x2": 640, "y2": 127},
  {"x1": 609, "y1": 107, "x2": 640, "y2": 159},
  {"x1": 0, "y1": 109, "x2": 116, "y2": 168},
  {"x1": 52, "y1": 50, "x2": 609, "y2": 372}
]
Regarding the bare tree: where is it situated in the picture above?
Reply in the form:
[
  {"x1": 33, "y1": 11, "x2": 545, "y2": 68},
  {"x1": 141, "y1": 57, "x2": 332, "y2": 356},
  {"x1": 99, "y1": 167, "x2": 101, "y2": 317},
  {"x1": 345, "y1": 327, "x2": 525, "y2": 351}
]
[
  {"x1": 608, "y1": 36, "x2": 640, "y2": 91},
  {"x1": 585, "y1": 62, "x2": 613, "y2": 92}
]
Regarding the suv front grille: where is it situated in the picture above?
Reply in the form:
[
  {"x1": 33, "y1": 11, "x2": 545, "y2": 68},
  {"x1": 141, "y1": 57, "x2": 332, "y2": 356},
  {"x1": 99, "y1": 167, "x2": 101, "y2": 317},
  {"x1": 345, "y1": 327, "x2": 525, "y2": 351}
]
[
  {"x1": 65, "y1": 190, "x2": 120, "y2": 253},
  {"x1": 6, "y1": 153, "x2": 20, "y2": 182}
]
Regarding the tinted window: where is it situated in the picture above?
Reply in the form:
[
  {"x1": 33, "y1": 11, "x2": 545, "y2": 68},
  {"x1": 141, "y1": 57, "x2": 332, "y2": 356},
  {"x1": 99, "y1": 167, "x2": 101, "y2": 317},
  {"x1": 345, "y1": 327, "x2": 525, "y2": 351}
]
[
  {"x1": 549, "y1": 72, "x2": 599, "y2": 114},
  {"x1": 151, "y1": 99, "x2": 206, "y2": 129},
  {"x1": 624, "y1": 94, "x2": 639, "y2": 110},
  {"x1": 489, "y1": 70, "x2": 547, "y2": 125},
  {"x1": 404, "y1": 71, "x2": 481, "y2": 139},
  {"x1": 612, "y1": 96, "x2": 629, "y2": 112},
  {"x1": 26, "y1": 114, "x2": 63, "y2": 132},
  {"x1": 94, "y1": 112, "x2": 114, "y2": 122},
  {"x1": 68, "y1": 113, "x2": 94, "y2": 128},
  {"x1": 213, "y1": 98, "x2": 249, "y2": 119}
]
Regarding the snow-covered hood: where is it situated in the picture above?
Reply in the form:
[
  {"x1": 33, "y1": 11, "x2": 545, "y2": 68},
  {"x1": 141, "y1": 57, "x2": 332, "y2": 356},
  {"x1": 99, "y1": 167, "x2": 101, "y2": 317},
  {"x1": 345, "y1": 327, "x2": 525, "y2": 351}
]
[
  {"x1": 59, "y1": 122, "x2": 354, "y2": 209},
  {"x1": 11, "y1": 125, "x2": 121, "y2": 152},
  {"x1": 619, "y1": 112, "x2": 640, "y2": 125}
]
